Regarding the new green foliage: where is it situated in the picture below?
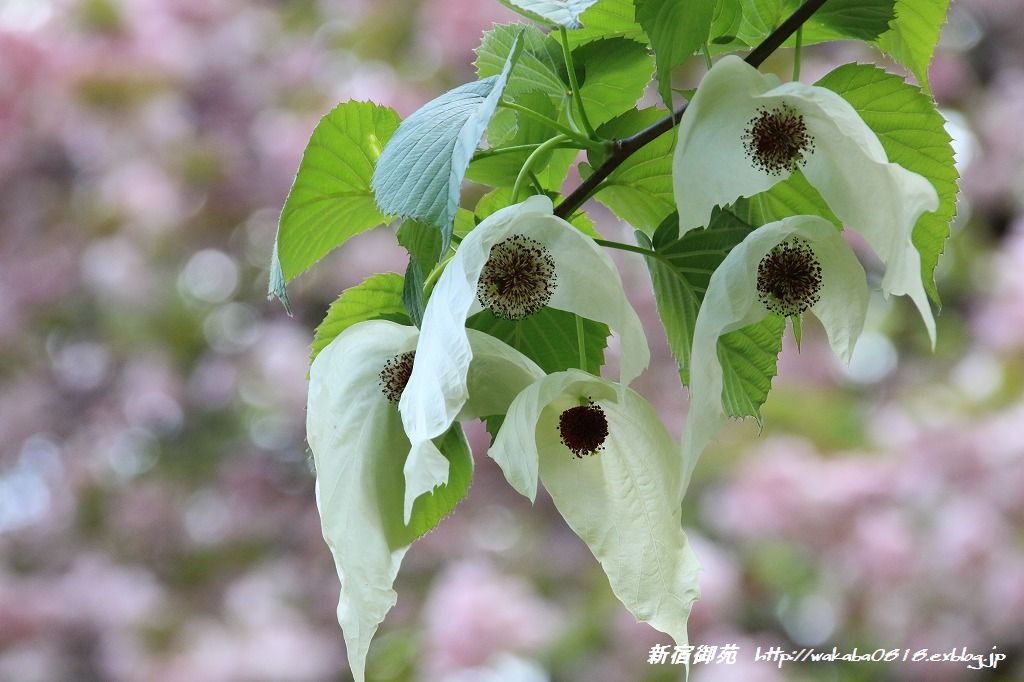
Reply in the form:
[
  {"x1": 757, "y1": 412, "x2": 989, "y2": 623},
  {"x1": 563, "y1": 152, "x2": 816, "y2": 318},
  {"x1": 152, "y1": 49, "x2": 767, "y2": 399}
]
[
  {"x1": 270, "y1": 101, "x2": 400, "y2": 310},
  {"x1": 372, "y1": 33, "x2": 523, "y2": 253},
  {"x1": 635, "y1": 0, "x2": 715, "y2": 107}
]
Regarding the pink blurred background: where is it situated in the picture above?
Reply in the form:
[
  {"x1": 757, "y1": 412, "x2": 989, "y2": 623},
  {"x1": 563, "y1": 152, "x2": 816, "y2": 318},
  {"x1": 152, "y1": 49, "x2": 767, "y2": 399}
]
[{"x1": 1, "y1": 0, "x2": 1022, "y2": 680}]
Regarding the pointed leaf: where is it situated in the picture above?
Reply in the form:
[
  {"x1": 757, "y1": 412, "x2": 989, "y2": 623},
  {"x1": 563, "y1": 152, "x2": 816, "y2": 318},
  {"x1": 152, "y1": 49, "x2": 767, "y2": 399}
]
[
  {"x1": 373, "y1": 34, "x2": 523, "y2": 250},
  {"x1": 574, "y1": 38, "x2": 655, "y2": 127},
  {"x1": 717, "y1": 314, "x2": 785, "y2": 420},
  {"x1": 475, "y1": 24, "x2": 566, "y2": 101},
  {"x1": 734, "y1": 0, "x2": 897, "y2": 47},
  {"x1": 497, "y1": 0, "x2": 602, "y2": 28},
  {"x1": 564, "y1": 0, "x2": 649, "y2": 47},
  {"x1": 466, "y1": 307, "x2": 609, "y2": 375},
  {"x1": 875, "y1": 0, "x2": 951, "y2": 93},
  {"x1": 639, "y1": 206, "x2": 756, "y2": 385},
  {"x1": 270, "y1": 101, "x2": 399, "y2": 306},
  {"x1": 310, "y1": 274, "x2": 408, "y2": 364},
  {"x1": 590, "y1": 108, "x2": 676, "y2": 233},
  {"x1": 636, "y1": 0, "x2": 715, "y2": 107}
]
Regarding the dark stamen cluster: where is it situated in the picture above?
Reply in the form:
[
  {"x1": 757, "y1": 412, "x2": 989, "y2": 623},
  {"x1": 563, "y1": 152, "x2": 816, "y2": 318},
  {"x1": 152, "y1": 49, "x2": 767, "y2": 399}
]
[
  {"x1": 756, "y1": 239, "x2": 823, "y2": 317},
  {"x1": 379, "y1": 350, "x2": 415, "y2": 403},
  {"x1": 742, "y1": 104, "x2": 814, "y2": 175},
  {"x1": 477, "y1": 235, "x2": 557, "y2": 320},
  {"x1": 558, "y1": 398, "x2": 609, "y2": 458}
]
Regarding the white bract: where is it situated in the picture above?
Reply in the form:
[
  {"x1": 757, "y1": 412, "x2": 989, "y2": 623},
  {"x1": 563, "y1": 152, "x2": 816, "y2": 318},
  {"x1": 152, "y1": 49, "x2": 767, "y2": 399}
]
[
  {"x1": 672, "y1": 55, "x2": 939, "y2": 342},
  {"x1": 399, "y1": 194, "x2": 649, "y2": 520},
  {"x1": 489, "y1": 370, "x2": 702, "y2": 649},
  {"x1": 682, "y1": 216, "x2": 869, "y2": 464},
  {"x1": 307, "y1": 319, "x2": 542, "y2": 682}
]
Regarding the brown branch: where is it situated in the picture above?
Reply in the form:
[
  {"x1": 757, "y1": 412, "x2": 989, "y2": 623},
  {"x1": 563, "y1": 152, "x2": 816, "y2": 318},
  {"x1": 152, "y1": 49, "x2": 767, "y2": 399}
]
[{"x1": 553, "y1": 0, "x2": 830, "y2": 219}]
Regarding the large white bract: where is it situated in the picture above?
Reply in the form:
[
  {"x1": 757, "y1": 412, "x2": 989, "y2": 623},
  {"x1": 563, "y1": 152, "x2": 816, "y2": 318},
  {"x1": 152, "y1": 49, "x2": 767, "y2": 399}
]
[
  {"x1": 399, "y1": 195, "x2": 649, "y2": 520},
  {"x1": 307, "y1": 319, "x2": 542, "y2": 682},
  {"x1": 489, "y1": 370, "x2": 702, "y2": 651},
  {"x1": 672, "y1": 55, "x2": 939, "y2": 343},
  {"x1": 682, "y1": 216, "x2": 870, "y2": 464}
]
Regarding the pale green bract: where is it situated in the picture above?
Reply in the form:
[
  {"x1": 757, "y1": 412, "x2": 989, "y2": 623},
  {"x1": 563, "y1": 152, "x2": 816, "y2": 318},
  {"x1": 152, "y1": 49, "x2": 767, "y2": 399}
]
[
  {"x1": 489, "y1": 369, "x2": 702, "y2": 650},
  {"x1": 672, "y1": 55, "x2": 940, "y2": 343},
  {"x1": 681, "y1": 216, "x2": 869, "y2": 464},
  {"x1": 398, "y1": 196, "x2": 650, "y2": 521},
  {"x1": 308, "y1": 319, "x2": 544, "y2": 682}
]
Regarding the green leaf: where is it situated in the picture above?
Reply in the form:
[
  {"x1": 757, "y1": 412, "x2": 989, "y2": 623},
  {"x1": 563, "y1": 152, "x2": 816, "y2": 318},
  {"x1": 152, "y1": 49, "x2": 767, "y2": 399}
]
[
  {"x1": 394, "y1": 424, "x2": 473, "y2": 545},
  {"x1": 497, "y1": 0, "x2": 601, "y2": 28},
  {"x1": 875, "y1": 0, "x2": 950, "y2": 94},
  {"x1": 402, "y1": 258, "x2": 426, "y2": 328},
  {"x1": 373, "y1": 33, "x2": 523, "y2": 251},
  {"x1": 635, "y1": 0, "x2": 715, "y2": 107},
  {"x1": 637, "y1": 207, "x2": 756, "y2": 385},
  {"x1": 466, "y1": 307, "x2": 608, "y2": 375},
  {"x1": 574, "y1": 38, "x2": 654, "y2": 127},
  {"x1": 742, "y1": 170, "x2": 840, "y2": 228},
  {"x1": 477, "y1": 27, "x2": 651, "y2": 129},
  {"x1": 397, "y1": 220, "x2": 443, "y2": 274},
  {"x1": 816, "y1": 62, "x2": 957, "y2": 303},
  {"x1": 467, "y1": 91, "x2": 578, "y2": 191},
  {"x1": 565, "y1": 0, "x2": 649, "y2": 47},
  {"x1": 270, "y1": 101, "x2": 400, "y2": 308},
  {"x1": 476, "y1": 24, "x2": 566, "y2": 101},
  {"x1": 717, "y1": 314, "x2": 785, "y2": 420},
  {"x1": 709, "y1": 0, "x2": 749, "y2": 50},
  {"x1": 733, "y1": 0, "x2": 896, "y2": 48},
  {"x1": 310, "y1": 273, "x2": 408, "y2": 363},
  {"x1": 589, "y1": 108, "x2": 676, "y2": 233}
]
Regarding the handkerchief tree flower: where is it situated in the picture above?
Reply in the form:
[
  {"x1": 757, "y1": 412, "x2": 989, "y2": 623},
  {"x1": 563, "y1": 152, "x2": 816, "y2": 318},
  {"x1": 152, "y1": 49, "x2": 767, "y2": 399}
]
[
  {"x1": 307, "y1": 319, "x2": 543, "y2": 680},
  {"x1": 681, "y1": 215, "x2": 869, "y2": 464},
  {"x1": 269, "y1": 0, "x2": 958, "y2": 679},
  {"x1": 672, "y1": 55, "x2": 941, "y2": 342},
  {"x1": 398, "y1": 194, "x2": 649, "y2": 519},
  {"x1": 488, "y1": 369, "x2": 702, "y2": 649}
]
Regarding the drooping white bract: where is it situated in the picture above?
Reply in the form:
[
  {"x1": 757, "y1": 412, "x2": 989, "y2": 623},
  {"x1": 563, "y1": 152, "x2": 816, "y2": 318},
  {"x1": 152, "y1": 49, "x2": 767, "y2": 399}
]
[
  {"x1": 672, "y1": 55, "x2": 939, "y2": 342},
  {"x1": 682, "y1": 216, "x2": 869, "y2": 464},
  {"x1": 489, "y1": 369, "x2": 702, "y2": 649},
  {"x1": 307, "y1": 319, "x2": 543, "y2": 682},
  {"x1": 399, "y1": 194, "x2": 649, "y2": 521}
]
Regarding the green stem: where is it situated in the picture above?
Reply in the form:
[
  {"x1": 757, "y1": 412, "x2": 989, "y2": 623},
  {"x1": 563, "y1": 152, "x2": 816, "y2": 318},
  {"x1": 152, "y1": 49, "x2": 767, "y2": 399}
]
[
  {"x1": 513, "y1": 135, "x2": 569, "y2": 202},
  {"x1": 593, "y1": 237, "x2": 666, "y2": 262},
  {"x1": 498, "y1": 100, "x2": 594, "y2": 147},
  {"x1": 793, "y1": 25, "x2": 803, "y2": 81},
  {"x1": 575, "y1": 314, "x2": 587, "y2": 370},
  {"x1": 422, "y1": 253, "x2": 454, "y2": 295},
  {"x1": 559, "y1": 27, "x2": 598, "y2": 140},
  {"x1": 701, "y1": 42, "x2": 713, "y2": 70},
  {"x1": 473, "y1": 141, "x2": 583, "y2": 161},
  {"x1": 473, "y1": 143, "x2": 543, "y2": 160}
]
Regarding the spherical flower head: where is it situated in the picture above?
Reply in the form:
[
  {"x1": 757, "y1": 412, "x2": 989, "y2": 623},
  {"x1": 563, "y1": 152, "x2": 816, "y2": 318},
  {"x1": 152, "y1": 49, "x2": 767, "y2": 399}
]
[
  {"x1": 742, "y1": 104, "x2": 815, "y2": 175},
  {"x1": 379, "y1": 350, "x2": 415, "y2": 403},
  {"x1": 558, "y1": 398, "x2": 608, "y2": 457},
  {"x1": 476, "y1": 235, "x2": 557, "y2": 320},
  {"x1": 673, "y1": 55, "x2": 940, "y2": 343},
  {"x1": 399, "y1": 196, "x2": 648, "y2": 522},
  {"x1": 756, "y1": 239, "x2": 823, "y2": 316}
]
